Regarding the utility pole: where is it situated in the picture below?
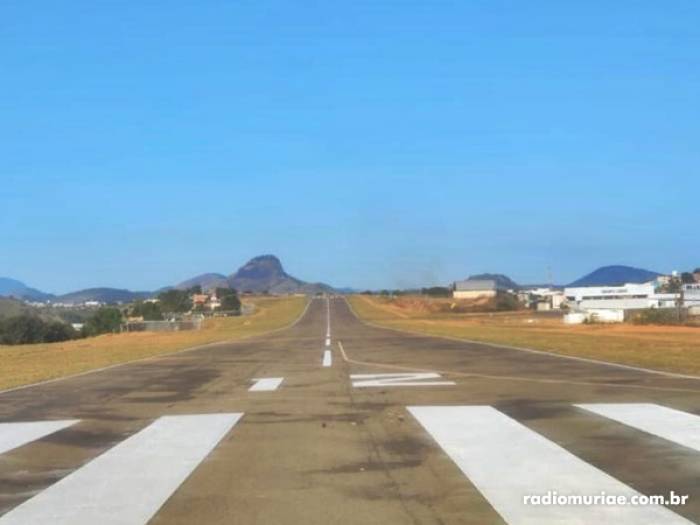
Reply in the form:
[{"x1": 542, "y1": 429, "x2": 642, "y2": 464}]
[
  {"x1": 678, "y1": 278, "x2": 685, "y2": 323},
  {"x1": 673, "y1": 272, "x2": 684, "y2": 323}
]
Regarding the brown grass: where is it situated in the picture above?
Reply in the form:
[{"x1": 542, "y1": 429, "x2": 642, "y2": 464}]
[
  {"x1": 0, "y1": 296, "x2": 307, "y2": 391},
  {"x1": 349, "y1": 295, "x2": 700, "y2": 375}
]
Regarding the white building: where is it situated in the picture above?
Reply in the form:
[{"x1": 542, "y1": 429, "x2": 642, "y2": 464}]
[
  {"x1": 565, "y1": 282, "x2": 659, "y2": 311},
  {"x1": 684, "y1": 283, "x2": 700, "y2": 307},
  {"x1": 563, "y1": 281, "x2": 682, "y2": 324}
]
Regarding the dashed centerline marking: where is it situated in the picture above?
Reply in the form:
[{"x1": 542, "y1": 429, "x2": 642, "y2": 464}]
[
  {"x1": 249, "y1": 377, "x2": 284, "y2": 392},
  {"x1": 576, "y1": 403, "x2": 700, "y2": 452},
  {"x1": 0, "y1": 413, "x2": 242, "y2": 525},
  {"x1": 0, "y1": 420, "x2": 79, "y2": 455},
  {"x1": 322, "y1": 350, "x2": 332, "y2": 367},
  {"x1": 408, "y1": 406, "x2": 689, "y2": 525}
]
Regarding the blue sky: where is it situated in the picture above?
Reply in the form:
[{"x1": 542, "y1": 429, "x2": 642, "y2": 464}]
[{"x1": 1, "y1": 1, "x2": 698, "y2": 293}]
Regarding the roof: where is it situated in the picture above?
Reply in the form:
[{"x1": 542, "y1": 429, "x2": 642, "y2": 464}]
[{"x1": 454, "y1": 279, "x2": 500, "y2": 291}]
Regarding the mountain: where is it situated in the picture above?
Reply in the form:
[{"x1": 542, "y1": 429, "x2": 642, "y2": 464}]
[
  {"x1": 568, "y1": 265, "x2": 661, "y2": 287},
  {"x1": 0, "y1": 277, "x2": 54, "y2": 302},
  {"x1": 228, "y1": 255, "x2": 334, "y2": 294},
  {"x1": 175, "y1": 273, "x2": 228, "y2": 291},
  {"x1": 55, "y1": 288, "x2": 153, "y2": 304},
  {"x1": 468, "y1": 273, "x2": 520, "y2": 290}
]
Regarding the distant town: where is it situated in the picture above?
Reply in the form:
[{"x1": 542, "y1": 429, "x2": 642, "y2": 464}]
[{"x1": 451, "y1": 267, "x2": 700, "y2": 325}]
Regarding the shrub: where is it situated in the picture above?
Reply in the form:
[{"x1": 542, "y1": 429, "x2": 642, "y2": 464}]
[
  {"x1": 157, "y1": 289, "x2": 193, "y2": 313},
  {"x1": 495, "y1": 293, "x2": 520, "y2": 311},
  {"x1": 43, "y1": 321, "x2": 77, "y2": 343},
  {"x1": 130, "y1": 301, "x2": 163, "y2": 321},
  {"x1": 633, "y1": 308, "x2": 679, "y2": 325},
  {"x1": 421, "y1": 287, "x2": 451, "y2": 297},
  {"x1": 0, "y1": 314, "x2": 75, "y2": 345},
  {"x1": 83, "y1": 307, "x2": 123, "y2": 336}
]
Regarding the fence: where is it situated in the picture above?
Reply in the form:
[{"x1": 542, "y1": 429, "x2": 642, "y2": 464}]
[{"x1": 125, "y1": 317, "x2": 203, "y2": 332}]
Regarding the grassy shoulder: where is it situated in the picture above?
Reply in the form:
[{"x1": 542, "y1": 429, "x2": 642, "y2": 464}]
[
  {"x1": 0, "y1": 295, "x2": 307, "y2": 391},
  {"x1": 348, "y1": 295, "x2": 700, "y2": 376}
]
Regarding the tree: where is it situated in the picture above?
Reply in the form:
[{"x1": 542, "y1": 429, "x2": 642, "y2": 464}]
[
  {"x1": 0, "y1": 315, "x2": 76, "y2": 345},
  {"x1": 130, "y1": 301, "x2": 163, "y2": 320},
  {"x1": 216, "y1": 288, "x2": 241, "y2": 313},
  {"x1": 0, "y1": 315, "x2": 47, "y2": 344},
  {"x1": 421, "y1": 286, "x2": 451, "y2": 297},
  {"x1": 157, "y1": 289, "x2": 193, "y2": 313},
  {"x1": 83, "y1": 307, "x2": 122, "y2": 336},
  {"x1": 681, "y1": 272, "x2": 695, "y2": 284},
  {"x1": 43, "y1": 321, "x2": 76, "y2": 343},
  {"x1": 495, "y1": 293, "x2": 520, "y2": 311},
  {"x1": 665, "y1": 277, "x2": 682, "y2": 294}
]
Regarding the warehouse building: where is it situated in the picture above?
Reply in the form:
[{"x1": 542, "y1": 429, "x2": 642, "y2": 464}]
[{"x1": 453, "y1": 279, "x2": 504, "y2": 299}]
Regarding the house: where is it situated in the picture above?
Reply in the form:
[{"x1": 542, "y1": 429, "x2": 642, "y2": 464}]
[
  {"x1": 192, "y1": 294, "x2": 209, "y2": 307},
  {"x1": 209, "y1": 292, "x2": 222, "y2": 311},
  {"x1": 453, "y1": 279, "x2": 503, "y2": 299}
]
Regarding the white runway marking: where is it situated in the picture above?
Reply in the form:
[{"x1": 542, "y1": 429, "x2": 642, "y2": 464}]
[
  {"x1": 577, "y1": 403, "x2": 700, "y2": 452},
  {"x1": 249, "y1": 377, "x2": 284, "y2": 392},
  {"x1": 0, "y1": 420, "x2": 79, "y2": 455},
  {"x1": 0, "y1": 413, "x2": 242, "y2": 525},
  {"x1": 408, "y1": 406, "x2": 689, "y2": 525},
  {"x1": 325, "y1": 296, "x2": 331, "y2": 343},
  {"x1": 351, "y1": 373, "x2": 455, "y2": 388},
  {"x1": 322, "y1": 350, "x2": 332, "y2": 367}
]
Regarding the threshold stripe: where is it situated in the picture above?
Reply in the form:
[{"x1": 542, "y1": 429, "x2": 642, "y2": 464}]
[
  {"x1": 0, "y1": 420, "x2": 79, "y2": 455},
  {"x1": 249, "y1": 377, "x2": 284, "y2": 392},
  {"x1": 0, "y1": 413, "x2": 242, "y2": 525},
  {"x1": 408, "y1": 406, "x2": 689, "y2": 525},
  {"x1": 577, "y1": 403, "x2": 700, "y2": 452}
]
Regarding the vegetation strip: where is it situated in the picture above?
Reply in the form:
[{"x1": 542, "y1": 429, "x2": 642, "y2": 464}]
[
  {"x1": 0, "y1": 296, "x2": 307, "y2": 391},
  {"x1": 348, "y1": 295, "x2": 700, "y2": 377}
]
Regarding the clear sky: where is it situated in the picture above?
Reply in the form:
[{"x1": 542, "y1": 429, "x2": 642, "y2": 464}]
[{"x1": 2, "y1": 1, "x2": 699, "y2": 293}]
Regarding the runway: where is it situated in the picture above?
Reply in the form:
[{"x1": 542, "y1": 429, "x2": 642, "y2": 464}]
[{"x1": 1, "y1": 297, "x2": 699, "y2": 524}]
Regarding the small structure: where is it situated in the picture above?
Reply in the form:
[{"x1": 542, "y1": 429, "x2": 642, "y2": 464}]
[
  {"x1": 192, "y1": 294, "x2": 209, "y2": 307},
  {"x1": 453, "y1": 279, "x2": 503, "y2": 299},
  {"x1": 530, "y1": 288, "x2": 565, "y2": 311},
  {"x1": 684, "y1": 283, "x2": 700, "y2": 307}
]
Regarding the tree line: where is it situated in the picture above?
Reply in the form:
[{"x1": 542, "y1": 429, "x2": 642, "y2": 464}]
[
  {"x1": 0, "y1": 286, "x2": 242, "y2": 346},
  {"x1": 0, "y1": 306, "x2": 123, "y2": 345}
]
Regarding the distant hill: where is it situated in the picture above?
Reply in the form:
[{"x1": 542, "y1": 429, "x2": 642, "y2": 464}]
[
  {"x1": 468, "y1": 273, "x2": 520, "y2": 290},
  {"x1": 228, "y1": 255, "x2": 334, "y2": 294},
  {"x1": 568, "y1": 265, "x2": 661, "y2": 287},
  {"x1": 175, "y1": 273, "x2": 229, "y2": 291},
  {"x1": 0, "y1": 277, "x2": 54, "y2": 302},
  {"x1": 55, "y1": 288, "x2": 153, "y2": 304}
]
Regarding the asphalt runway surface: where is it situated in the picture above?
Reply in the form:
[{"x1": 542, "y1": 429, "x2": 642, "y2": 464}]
[{"x1": 1, "y1": 297, "x2": 700, "y2": 524}]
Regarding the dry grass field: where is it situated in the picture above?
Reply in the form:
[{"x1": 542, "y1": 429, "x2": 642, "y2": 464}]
[
  {"x1": 349, "y1": 295, "x2": 700, "y2": 375},
  {"x1": 0, "y1": 295, "x2": 307, "y2": 391}
]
